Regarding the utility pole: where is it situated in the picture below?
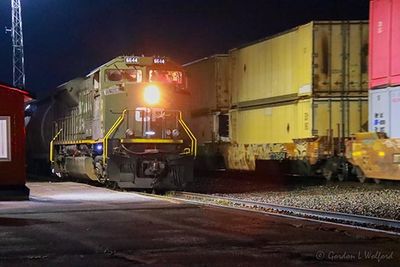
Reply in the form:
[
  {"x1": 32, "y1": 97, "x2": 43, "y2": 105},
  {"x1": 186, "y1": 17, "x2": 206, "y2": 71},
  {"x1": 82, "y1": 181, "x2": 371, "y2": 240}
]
[{"x1": 6, "y1": 0, "x2": 25, "y2": 88}]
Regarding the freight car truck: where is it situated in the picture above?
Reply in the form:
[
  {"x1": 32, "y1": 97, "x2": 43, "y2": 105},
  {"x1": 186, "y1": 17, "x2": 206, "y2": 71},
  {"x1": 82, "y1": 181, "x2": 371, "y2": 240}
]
[{"x1": 186, "y1": 21, "x2": 371, "y2": 181}]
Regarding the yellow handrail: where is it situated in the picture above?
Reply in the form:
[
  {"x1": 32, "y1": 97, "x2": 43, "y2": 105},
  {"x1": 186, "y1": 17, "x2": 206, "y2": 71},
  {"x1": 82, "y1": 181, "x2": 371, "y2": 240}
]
[
  {"x1": 103, "y1": 109, "x2": 127, "y2": 164},
  {"x1": 50, "y1": 129, "x2": 63, "y2": 163},
  {"x1": 178, "y1": 111, "x2": 197, "y2": 157}
]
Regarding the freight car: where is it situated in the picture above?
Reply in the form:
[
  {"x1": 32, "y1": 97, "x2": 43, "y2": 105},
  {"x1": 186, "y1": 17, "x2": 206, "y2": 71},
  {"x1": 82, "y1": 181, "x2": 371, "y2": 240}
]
[
  {"x1": 345, "y1": 0, "x2": 400, "y2": 182},
  {"x1": 183, "y1": 55, "x2": 230, "y2": 170},
  {"x1": 27, "y1": 55, "x2": 196, "y2": 189},
  {"x1": 185, "y1": 21, "x2": 370, "y2": 181}
]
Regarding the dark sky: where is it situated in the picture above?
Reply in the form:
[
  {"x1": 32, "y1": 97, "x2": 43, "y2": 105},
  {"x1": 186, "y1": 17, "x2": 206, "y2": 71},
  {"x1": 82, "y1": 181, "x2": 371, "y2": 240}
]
[{"x1": 0, "y1": 0, "x2": 369, "y2": 96}]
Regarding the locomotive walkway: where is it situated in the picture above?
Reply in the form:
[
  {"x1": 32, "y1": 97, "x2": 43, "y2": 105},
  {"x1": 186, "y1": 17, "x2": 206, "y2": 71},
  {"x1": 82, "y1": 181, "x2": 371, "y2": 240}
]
[{"x1": 0, "y1": 182, "x2": 398, "y2": 266}]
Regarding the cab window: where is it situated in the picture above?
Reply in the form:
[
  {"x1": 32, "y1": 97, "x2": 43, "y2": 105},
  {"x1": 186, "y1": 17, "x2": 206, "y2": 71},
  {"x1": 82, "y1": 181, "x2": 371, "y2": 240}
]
[
  {"x1": 149, "y1": 70, "x2": 183, "y2": 84},
  {"x1": 105, "y1": 69, "x2": 142, "y2": 82}
]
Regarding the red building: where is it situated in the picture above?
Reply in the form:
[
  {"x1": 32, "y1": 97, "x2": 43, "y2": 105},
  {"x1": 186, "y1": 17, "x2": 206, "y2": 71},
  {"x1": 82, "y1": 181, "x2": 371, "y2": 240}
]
[{"x1": 0, "y1": 83, "x2": 32, "y2": 200}]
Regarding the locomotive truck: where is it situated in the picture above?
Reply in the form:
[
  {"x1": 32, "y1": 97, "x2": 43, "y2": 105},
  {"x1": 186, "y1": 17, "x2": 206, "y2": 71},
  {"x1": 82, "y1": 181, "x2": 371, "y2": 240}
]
[{"x1": 27, "y1": 55, "x2": 197, "y2": 189}]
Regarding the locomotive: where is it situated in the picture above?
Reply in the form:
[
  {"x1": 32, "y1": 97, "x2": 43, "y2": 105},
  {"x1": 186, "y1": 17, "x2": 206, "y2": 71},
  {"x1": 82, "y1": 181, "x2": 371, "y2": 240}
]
[{"x1": 27, "y1": 56, "x2": 196, "y2": 189}]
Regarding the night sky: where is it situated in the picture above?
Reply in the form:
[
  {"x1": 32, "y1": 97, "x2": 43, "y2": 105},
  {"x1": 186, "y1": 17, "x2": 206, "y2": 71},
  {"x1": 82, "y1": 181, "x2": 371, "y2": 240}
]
[{"x1": 0, "y1": 0, "x2": 369, "y2": 97}]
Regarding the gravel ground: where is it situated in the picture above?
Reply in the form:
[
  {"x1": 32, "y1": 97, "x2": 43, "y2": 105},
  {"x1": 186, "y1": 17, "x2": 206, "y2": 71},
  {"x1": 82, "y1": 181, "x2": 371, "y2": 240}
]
[{"x1": 192, "y1": 172, "x2": 400, "y2": 220}]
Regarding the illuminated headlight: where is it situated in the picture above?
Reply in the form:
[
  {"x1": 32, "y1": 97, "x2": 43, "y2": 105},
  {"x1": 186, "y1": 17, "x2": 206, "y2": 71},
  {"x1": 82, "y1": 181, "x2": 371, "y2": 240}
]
[
  {"x1": 172, "y1": 129, "x2": 180, "y2": 137},
  {"x1": 95, "y1": 143, "x2": 103, "y2": 153},
  {"x1": 144, "y1": 85, "x2": 160, "y2": 105}
]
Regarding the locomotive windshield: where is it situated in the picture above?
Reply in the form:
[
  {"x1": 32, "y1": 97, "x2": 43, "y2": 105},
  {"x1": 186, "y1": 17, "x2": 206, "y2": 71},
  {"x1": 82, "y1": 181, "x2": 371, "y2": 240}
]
[
  {"x1": 105, "y1": 69, "x2": 142, "y2": 82},
  {"x1": 149, "y1": 70, "x2": 183, "y2": 84}
]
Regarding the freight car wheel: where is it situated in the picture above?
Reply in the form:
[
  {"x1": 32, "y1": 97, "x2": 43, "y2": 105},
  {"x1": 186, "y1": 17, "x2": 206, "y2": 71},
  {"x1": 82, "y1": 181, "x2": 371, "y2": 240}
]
[
  {"x1": 354, "y1": 166, "x2": 367, "y2": 183},
  {"x1": 373, "y1": 178, "x2": 381, "y2": 184},
  {"x1": 322, "y1": 168, "x2": 333, "y2": 181},
  {"x1": 337, "y1": 162, "x2": 349, "y2": 182}
]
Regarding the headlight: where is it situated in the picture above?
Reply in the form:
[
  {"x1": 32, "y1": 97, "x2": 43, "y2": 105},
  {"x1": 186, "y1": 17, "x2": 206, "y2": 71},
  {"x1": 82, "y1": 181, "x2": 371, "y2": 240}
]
[
  {"x1": 144, "y1": 85, "x2": 160, "y2": 105},
  {"x1": 94, "y1": 143, "x2": 103, "y2": 153},
  {"x1": 172, "y1": 129, "x2": 180, "y2": 137}
]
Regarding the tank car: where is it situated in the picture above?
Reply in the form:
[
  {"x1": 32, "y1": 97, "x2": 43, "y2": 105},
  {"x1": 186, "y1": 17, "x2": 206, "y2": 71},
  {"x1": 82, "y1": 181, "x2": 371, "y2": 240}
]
[{"x1": 27, "y1": 56, "x2": 197, "y2": 189}]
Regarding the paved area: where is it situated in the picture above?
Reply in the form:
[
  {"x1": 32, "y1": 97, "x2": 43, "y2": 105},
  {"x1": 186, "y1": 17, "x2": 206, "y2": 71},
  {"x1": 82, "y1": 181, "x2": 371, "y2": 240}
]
[{"x1": 0, "y1": 182, "x2": 398, "y2": 266}]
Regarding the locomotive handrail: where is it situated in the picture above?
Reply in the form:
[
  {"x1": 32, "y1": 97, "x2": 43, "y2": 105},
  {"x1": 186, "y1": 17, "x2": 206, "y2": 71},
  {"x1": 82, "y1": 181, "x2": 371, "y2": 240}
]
[
  {"x1": 126, "y1": 108, "x2": 197, "y2": 157},
  {"x1": 103, "y1": 109, "x2": 128, "y2": 165},
  {"x1": 50, "y1": 128, "x2": 63, "y2": 163},
  {"x1": 178, "y1": 111, "x2": 197, "y2": 157},
  {"x1": 102, "y1": 109, "x2": 196, "y2": 164}
]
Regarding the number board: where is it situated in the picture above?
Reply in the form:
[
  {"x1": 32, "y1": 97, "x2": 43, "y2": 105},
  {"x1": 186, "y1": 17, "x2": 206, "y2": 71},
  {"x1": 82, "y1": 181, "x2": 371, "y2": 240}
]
[
  {"x1": 153, "y1": 58, "x2": 166, "y2": 64},
  {"x1": 125, "y1": 57, "x2": 139, "y2": 64}
]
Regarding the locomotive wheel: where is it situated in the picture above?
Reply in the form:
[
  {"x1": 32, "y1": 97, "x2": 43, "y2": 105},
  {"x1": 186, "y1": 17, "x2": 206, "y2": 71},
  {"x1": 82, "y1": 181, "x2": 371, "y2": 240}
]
[
  {"x1": 106, "y1": 181, "x2": 119, "y2": 190},
  {"x1": 337, "y1": 173, "x2": 345, "y2": 182}
]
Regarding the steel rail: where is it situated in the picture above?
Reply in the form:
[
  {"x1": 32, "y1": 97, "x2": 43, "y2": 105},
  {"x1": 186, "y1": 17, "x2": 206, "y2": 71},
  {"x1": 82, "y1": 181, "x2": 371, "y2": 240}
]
[{"x1": 170, "y1": 191, "x2": 400, "y2": 234}]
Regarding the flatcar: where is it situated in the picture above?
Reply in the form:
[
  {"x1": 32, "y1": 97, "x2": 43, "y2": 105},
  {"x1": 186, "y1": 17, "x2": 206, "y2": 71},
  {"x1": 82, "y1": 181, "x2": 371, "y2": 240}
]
[{"x1": 27, "y1": 56, "x2": 196, "y2": 189}]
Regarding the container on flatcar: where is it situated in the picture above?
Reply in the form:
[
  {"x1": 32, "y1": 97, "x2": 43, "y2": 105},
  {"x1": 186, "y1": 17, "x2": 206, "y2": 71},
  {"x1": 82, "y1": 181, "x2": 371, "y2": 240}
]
[
  {"x1": 346, "y1": 0, "x2": 400, "y2": 182},
  {"x1": 226, "y1": 21, "x2": 369, "y2": 172},
  {"x1": 184, "y1": 55, "x2": 229, "y2": 144},
  {"x1": 368, "y1": 0, "x2": 400, "y2": 137},
  {"x1": 228, "y1": 98, "x2": 368, "y2": 171},
  {"x1": 369, "y1": 0, "x2": 400, "y2": 89},
  {"x1": 229, "y1": 21, "x2": 368, "y2": 106},
  {"x1": 368, "y1": 87, "x2": 400, "y2": 137}
]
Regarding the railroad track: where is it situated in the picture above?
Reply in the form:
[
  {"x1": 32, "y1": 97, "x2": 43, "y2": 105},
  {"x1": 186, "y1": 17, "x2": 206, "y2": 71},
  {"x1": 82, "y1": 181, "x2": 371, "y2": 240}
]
[{"x1": 166, "y1": 191, "x2": 400, "y2": 236}]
